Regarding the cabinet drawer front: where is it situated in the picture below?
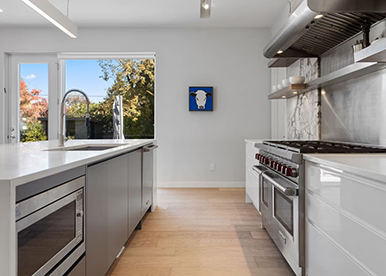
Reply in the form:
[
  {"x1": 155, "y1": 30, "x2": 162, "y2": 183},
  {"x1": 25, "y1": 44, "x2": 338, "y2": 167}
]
[
  {"x1": 307, "y1": 192, "x2": 386, "y2": 275},
  {"x1": 246, "y1": 142, "x2": 259, "y2": 159},
  {"x1": 306, "y1": 222, "x2": 370, "y2": 276},
  {"x1": 306, "y1": 162, "x2": 386, "y2": 234}
]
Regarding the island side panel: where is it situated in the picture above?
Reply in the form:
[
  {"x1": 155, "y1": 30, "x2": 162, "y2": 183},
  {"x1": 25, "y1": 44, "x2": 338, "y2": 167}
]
[{"x1": 0, "y1": 181, "x2": 17, "y2": 276}]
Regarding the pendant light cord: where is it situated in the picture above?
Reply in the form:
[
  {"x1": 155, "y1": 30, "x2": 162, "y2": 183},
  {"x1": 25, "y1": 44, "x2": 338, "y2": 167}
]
[{"x1": 66, "y1": 0, "x2": 70, "y2": 17}]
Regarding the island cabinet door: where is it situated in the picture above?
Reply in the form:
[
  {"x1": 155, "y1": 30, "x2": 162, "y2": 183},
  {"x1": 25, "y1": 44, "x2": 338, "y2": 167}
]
[
  {"x1": 86, "y1": 161, "x2": 109, "y2": 276},
  {"x1": 106, "y1": 154, "x2": 128, "y2": 264},
  {"x1": 86, "y1": 154, "x2": 128, "y2": 276},
  {"x1": 128, "y1": 149, "x2": 143, "y2": 238}
]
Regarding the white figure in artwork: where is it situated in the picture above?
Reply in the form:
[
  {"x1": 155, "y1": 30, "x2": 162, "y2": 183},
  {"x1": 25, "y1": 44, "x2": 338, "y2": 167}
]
[{"x1": 190, "y1": 90, "x2": 212, "y2": 109}]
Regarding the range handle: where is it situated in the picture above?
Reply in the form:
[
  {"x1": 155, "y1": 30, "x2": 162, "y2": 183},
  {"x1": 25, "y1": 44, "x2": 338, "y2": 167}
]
[
  {"x1": 262, "y1": 171, "x2": 299, "y2": 196},
  {"x1": 143, "y1": 144, "x2": 159, "y2": 152},
  {"x1": 252, "y1": 165, "x2": 268, "y2": 175}
]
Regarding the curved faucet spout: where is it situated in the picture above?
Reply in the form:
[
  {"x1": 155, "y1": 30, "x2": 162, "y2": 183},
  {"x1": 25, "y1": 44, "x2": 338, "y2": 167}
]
[{"x1": 59, "y1": 89, "x2": 91, "y2": 147}]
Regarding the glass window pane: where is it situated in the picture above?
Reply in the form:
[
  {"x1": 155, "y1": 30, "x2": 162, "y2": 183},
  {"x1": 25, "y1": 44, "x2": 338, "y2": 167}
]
[
  {"x1": 274, "y1": 189, "x2": 294, "y2": 236},
  {"x1": 65, "y1": 59, "x2": 155, "y2": 140},
  {"x1": 19, "y1": 64, "x2": 49, "y2": 142}
]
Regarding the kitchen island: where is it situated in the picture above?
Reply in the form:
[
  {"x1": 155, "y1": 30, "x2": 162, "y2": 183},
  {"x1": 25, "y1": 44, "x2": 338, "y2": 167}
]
[{"x1": 0, "y1": 139, "x2": 156, "y2": 276}]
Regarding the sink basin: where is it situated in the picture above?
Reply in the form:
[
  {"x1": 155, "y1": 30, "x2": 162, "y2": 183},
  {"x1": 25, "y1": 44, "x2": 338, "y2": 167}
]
[{"x1": 47, "y1": 145, "x2": 123, "y2": 151}]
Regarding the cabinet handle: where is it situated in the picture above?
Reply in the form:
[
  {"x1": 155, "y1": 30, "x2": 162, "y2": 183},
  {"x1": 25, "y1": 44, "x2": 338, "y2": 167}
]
[
  {"x1": 143, "y1": 145, "x2": 158, "y2": 152},
  {"x1": 146, "y1": 200, "x2": 150, "y2": 205},
  {"x1": 279, "y1": 231, "x2": 287, "y2": 244}
]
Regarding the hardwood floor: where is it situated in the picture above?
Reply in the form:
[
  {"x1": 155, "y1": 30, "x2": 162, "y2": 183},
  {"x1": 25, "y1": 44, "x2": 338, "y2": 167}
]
[{"x1": 108, "y1": 188, "x2": 295, "y2": 276}]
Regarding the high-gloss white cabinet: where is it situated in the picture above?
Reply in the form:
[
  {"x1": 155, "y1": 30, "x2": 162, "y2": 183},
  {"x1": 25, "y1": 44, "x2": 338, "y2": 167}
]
[
  {"x1": 245, "y1": 141, "x2": 260, "y2": 211},
  {"x1": 305, "y1": 161, "x2": 386, "y2": 276}
]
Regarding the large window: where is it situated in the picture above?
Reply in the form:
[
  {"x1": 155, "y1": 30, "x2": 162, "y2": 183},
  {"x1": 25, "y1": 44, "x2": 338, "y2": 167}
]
[{"x1": 64, "y1": 59, "x2": 155, "y2": 139}]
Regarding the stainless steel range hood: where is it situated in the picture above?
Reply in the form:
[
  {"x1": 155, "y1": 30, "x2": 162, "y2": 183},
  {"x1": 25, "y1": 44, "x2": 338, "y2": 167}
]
[{"x1": 264, "y1": 0, "x2": 386, "y2": 62}]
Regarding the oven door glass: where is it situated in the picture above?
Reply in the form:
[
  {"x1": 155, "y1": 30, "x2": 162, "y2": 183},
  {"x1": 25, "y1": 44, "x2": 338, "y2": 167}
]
[
  {"x1": 274, "y1": 188, "x2": 294, "y2": 236},
  {"x1": 17, "y1": 188, "x2": 83, "y2": 276}
]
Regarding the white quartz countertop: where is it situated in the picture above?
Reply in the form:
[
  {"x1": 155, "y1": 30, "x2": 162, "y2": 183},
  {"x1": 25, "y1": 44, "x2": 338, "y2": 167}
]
[
  {"x1": 245, "y1": 139, "x2": 265, "y2": 144},
  {"x1": 0, "y1": 139, "x2": 155, "y2": 186},
  {"x1": 304, "y1": 154, "x2": 386, "y2": 183}
]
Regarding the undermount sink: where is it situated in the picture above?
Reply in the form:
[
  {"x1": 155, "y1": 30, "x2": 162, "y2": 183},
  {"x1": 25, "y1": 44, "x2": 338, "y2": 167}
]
[{"x1": 47, "y1": 145, "x2": 123, "y2": 151}]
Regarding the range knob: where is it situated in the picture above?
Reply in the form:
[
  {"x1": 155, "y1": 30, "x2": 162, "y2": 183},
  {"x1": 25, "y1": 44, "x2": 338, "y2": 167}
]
[
  {"x1": 281, "y1": 165, "x2": 288, "y2": 174},
  {"x1": 264, "y1": 158, "x2": 270, "y2": 165},
  {"x1": 270, "y1": 160, "x2": 276, "y2": 168},
  {"x1": 276, "y1": 163, "x2": 283, "y2": 172},
  {"x1": 290, "y1": 168, "x2": 298, "y2": 177},
  {"x1": 285, "y1": 167, "x2": 293, "y2": 177},
  {"x1": 255, "y1": 153, "x2": 260, "y2": 160}
]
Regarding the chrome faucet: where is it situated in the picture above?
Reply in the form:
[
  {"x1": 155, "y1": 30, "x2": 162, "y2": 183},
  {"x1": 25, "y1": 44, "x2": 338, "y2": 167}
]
[{"x1": 59, "y1": 89, "x2": 91, "y2": 147}]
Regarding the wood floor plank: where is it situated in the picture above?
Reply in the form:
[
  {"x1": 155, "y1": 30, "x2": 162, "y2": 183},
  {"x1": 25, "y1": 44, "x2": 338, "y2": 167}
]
[
  {"x1": 109, "y1": 188, "x2": 295, "y2": 276},
  {"x1": 170, "y1": 267, "x2": 295, "y2": 276}
]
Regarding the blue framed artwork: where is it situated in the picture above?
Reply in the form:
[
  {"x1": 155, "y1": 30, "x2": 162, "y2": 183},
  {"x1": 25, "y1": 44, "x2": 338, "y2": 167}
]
[{"x1": 189, "y1": 86, "x2": 213, "y2": 111}]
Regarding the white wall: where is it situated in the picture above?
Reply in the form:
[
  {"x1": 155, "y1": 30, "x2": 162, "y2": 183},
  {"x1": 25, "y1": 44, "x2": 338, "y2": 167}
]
[{"x1": 0, "y1": 27, "x2": 271, "y2": 187}]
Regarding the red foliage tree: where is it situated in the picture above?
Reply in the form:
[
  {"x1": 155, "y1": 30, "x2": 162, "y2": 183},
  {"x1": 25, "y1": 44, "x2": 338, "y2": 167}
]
[{"x1": 19, "y1": 79, "x2": 48, "y2": 122}]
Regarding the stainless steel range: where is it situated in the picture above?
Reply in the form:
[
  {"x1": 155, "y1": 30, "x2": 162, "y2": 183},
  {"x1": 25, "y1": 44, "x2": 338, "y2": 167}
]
[{"x1": 253, "y1": 140, "x2": 386, "y2": 276}]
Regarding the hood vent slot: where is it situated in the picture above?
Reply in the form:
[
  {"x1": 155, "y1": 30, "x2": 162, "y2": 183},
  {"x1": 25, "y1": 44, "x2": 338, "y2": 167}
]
[
  {"x1": 264, "y1": 0, "x2": 386, "y2": 64},
  {"x1": 291, "y1": 12, "x2": 386, "y2": 57}
]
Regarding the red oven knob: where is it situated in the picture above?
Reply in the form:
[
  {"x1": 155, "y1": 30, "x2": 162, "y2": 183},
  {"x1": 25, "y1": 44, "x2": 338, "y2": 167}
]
[
  {"x1": 281, "y1": 165, "x2": 288, "y2": 174},
  {"x1": 255, "y1": 153, "x2": 260, "y2": 160},
  {"x1": 265, "y1": 158, "x2": 270, "y2": 165},
  {"x1": 276, "y1": 163, "x2": 282, "y2": 172},
  {"x1": 285, "y1": 167, "x2": 293, "y2": 177},
  {"x1": 270, "y1": 160, "x2": 276, "y2": 168}
]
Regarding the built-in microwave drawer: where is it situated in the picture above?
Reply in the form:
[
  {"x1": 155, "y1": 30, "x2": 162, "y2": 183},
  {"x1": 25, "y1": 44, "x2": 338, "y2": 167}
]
[{"x1": 16, "y1": 176, "x2": 85, "y2": 276}]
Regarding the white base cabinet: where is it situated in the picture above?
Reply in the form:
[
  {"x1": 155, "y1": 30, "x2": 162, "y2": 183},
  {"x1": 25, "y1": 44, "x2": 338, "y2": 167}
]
[
  {"x1": 245, "y1": 141, "x2": 260, "y2": 211},
  {"x1": 305, "y1": 161, "x2": 386, "y2": 276}
]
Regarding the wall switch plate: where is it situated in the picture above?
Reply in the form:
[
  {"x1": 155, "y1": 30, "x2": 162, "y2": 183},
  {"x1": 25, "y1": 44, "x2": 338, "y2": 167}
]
[{"x1": 210, "y1": 163, "x2": 215, "y2": 171}]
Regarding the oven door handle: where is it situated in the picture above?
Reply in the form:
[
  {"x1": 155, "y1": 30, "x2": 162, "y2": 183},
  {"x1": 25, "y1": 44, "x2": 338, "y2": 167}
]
[
  {"x1": 252, "y1": 165, "x2": 267, "y2": 175},
  {"x1": 262, "y1": 172, "x2": 299, "y2": 196}
]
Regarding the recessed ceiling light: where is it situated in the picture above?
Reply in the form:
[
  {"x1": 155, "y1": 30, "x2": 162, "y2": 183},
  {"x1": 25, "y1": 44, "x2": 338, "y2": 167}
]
[
  {"x1": 314, "y1": 14, "x2": 323, "y2": 19},
  {"x1": 202, "y1": 3, "x2": 209, "y2": 10},
  {"x1": 282, "y1": 96, "x2": 286, "y2": 99},
  {"x1": 277, "y1": 50, "x2": 284, "y2": 54},
  {"x1": 0, "y1": 9, "x2": 3, "y2": 12},
  {"x1": 293, "y1": 91, "x2": 298, "y2": 95},
  {"x1": 321, "y1": 90, "x2": 326, "y2": 95},
  {"x1": 21, "y1": 0, "x2": 78, "y2": 38}
]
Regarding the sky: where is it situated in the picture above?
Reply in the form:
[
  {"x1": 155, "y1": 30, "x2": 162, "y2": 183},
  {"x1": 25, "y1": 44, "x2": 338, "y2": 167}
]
[{"x1": 20, "y1": 60, "x2": 115, "y2": 103}]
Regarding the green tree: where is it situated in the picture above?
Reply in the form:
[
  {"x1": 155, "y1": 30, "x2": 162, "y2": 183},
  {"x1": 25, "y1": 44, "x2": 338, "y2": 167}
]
[
  {"x1": 20, "y1": 119, "x2": 47, "y2": 142},
  {"x1": 98, "y1": 59, "x2": 155, "y2": 138},
  {"x1": 65, "y1": 59, "x2": 155, "y2": 139}
]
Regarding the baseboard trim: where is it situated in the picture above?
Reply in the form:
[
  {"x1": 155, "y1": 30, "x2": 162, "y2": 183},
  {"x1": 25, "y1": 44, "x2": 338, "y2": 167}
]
[{"x1": 157, "y1": 182, "x2": 245, "y2": 188}]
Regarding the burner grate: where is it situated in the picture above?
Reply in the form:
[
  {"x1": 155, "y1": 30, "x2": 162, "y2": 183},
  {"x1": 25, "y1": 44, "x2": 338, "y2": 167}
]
[{"x1": 263, "y1": 140, "x2": 386, "y2": 154}]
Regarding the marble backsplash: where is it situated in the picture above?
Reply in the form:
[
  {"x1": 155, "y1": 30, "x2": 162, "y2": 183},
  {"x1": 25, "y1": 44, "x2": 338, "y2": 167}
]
[{"x1": 286, "y1": 58, "x2": 320, "y2": 140}]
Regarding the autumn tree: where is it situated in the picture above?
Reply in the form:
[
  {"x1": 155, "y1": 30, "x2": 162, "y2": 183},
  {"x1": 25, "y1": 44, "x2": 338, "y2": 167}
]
[{"x1": 19, "y1": 79, "x2": 48, "y2": 142}]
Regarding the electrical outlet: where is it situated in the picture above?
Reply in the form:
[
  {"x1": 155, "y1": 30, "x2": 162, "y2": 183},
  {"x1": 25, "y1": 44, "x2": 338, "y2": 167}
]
[{"x1": 210, "y1": 163, "x2": 215, "y2": 171}]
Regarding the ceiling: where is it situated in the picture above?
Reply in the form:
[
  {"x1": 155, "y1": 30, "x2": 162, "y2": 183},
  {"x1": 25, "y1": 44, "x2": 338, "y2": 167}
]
[{"x1": 0, "y1": 0, "x2": 287, "y2": 28}]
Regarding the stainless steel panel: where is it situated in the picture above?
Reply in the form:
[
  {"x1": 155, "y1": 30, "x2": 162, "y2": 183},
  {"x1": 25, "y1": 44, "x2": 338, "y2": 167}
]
[
  {"x1": 66, "y1": 256, "x2": 85, "y2": 276},
  {"x1": 16, "y1": 176, "x2": 85, "y2": 220},
  {"x1": 264, "y1": 0, "x2": 386, "y2": 59},
  {"x1": 128, "y1": 149, "x2": 143, "y2": 236},
  {"x1": 142, "y1": 146, "x2": 155, "y2": 216}
]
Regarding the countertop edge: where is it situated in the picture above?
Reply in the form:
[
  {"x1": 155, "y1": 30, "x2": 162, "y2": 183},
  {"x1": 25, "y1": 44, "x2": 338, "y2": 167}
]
[{"x1": 9, "y1": 140, "x2": 155, "y2": 187}]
